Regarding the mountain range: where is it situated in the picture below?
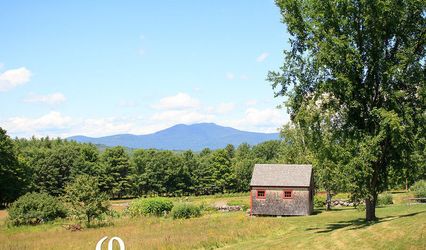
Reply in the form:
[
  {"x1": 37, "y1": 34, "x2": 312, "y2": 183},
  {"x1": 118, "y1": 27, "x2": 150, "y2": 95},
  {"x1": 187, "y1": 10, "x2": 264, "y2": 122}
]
[{"x1": 67, "y1": 123, "x2": 280, "y2": 151}]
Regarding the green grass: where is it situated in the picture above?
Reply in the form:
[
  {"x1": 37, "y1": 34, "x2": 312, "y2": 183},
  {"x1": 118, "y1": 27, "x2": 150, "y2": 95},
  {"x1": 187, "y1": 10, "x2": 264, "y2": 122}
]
[{"x1": 0, "y1": 193, "x2": 425, "y2": 249}]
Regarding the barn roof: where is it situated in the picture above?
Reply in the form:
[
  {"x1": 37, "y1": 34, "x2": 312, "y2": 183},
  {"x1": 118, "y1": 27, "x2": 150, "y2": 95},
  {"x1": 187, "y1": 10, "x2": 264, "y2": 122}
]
[{"x1": 250, "y1": 164, "x2": 313, "y2": 187}]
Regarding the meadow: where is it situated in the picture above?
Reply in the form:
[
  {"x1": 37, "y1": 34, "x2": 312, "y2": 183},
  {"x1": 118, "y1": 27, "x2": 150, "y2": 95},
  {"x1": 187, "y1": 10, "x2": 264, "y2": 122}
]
[{"x1": 0, "y1": 192, "x2": 425, "y2": 250}]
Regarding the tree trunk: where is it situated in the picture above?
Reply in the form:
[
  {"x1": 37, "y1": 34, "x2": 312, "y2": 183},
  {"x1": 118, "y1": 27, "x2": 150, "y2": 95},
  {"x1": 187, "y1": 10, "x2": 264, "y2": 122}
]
[
  {"x1": 365, "y1": 196, "x2": 377, "y2": 221},
  {"x1": 326, "y1": 191, "x2": 332, "y2": 211}
]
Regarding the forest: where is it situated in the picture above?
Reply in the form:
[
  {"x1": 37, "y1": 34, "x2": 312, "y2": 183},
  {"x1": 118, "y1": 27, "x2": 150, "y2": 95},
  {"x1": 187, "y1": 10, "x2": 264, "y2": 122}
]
[{"x1": 1, "y1": 123, "x2": 424, "y2": 208}]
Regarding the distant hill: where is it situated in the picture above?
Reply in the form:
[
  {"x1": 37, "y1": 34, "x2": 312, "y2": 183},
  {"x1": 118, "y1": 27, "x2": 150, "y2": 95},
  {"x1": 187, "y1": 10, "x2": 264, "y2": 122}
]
[{"x1": 68, "y1": 123, "x2": 280, "y2": 151}]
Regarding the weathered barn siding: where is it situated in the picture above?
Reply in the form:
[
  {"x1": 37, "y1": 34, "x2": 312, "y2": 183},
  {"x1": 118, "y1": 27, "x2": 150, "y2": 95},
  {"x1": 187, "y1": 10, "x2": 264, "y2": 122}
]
[{"x1": 251, "y1": 187, "x2": 311, "y2": 216}]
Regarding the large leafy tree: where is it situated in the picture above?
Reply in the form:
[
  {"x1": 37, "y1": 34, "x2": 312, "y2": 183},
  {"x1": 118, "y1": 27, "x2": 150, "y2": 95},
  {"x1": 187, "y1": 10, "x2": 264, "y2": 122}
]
[
  {"x1": 100, "y1": 146, "x2": 132, "y2": 198},
  {"x1": 0, "y1": 128, "x2": 28, "y2": 206},
  {"x1": 209, "y1": 149, "x2": 236, "y2": 193},
  {"x1": 269, "y1": 0, "x2": 425, "y2": 221}
]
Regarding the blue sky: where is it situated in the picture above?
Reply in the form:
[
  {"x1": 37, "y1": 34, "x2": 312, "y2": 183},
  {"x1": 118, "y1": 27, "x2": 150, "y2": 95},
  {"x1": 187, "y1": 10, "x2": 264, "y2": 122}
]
[{"x1": 0, "y1": 0, "x2": 291, "y2": 137}]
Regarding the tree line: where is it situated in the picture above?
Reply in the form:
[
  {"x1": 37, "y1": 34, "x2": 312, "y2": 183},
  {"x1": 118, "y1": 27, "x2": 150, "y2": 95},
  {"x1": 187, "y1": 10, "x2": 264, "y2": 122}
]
[
  {"x1": 1, "y1": 125, "x2": 424, "y2": 207},
  {"x1": 0, "y1": 126, "x2": 302, "y2": 206}
]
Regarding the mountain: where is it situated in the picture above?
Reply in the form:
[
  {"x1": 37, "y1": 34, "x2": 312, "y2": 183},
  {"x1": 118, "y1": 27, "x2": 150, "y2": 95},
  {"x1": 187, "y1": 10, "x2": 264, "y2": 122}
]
[{"x1": 67, "y1": 123, "x2": 280, "y2": 151}]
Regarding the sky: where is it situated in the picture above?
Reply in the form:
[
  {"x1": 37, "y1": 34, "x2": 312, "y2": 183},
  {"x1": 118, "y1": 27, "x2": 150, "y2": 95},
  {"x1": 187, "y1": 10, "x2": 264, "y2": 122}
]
[{"x1": 0, "y1": 0, "x2": 291, "y2": 138}]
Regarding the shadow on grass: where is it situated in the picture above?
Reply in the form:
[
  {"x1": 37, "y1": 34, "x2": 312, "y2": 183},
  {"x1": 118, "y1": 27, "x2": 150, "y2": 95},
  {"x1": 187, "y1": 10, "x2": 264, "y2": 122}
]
[
  {"x1": 306, "y1": 211, "x2": 425, "y2": 233},
  {"x1": 389, "y1": 190, "x2": 408, "y2": 194},
  {"x1": 312, "y1": 210, "x2": 323, "y2": 215},
  {"x1": 314, "y1": 207, "x2": 355, "y2": 213}
]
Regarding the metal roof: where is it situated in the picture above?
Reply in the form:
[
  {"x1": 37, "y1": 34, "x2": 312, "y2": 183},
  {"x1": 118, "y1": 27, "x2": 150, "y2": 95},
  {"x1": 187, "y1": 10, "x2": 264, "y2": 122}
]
[{"x1": 250, "y1": 164, "x2": 313, "y2": 187}]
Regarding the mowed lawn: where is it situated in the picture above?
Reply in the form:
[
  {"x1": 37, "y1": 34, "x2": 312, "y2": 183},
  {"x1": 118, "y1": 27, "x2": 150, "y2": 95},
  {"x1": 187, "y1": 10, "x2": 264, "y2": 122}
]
[{"x1": 0, "y1": 194, "x2": 425, "y2": 250}]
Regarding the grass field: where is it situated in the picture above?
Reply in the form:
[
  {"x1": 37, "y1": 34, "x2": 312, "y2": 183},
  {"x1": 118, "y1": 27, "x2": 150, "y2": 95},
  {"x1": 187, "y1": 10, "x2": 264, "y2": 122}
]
[{"x1": 0, "y1": 193, "x2": 425, "y2": 250}]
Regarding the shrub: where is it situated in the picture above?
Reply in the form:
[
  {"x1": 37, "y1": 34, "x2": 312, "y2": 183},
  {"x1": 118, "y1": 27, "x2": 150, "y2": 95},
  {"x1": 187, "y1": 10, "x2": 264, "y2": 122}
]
[
  {"x1": 198, "y1": 202, "x2": 216, "y2": 212},
  {"x1": 128, "y1": 197, "x2": 173, "y2": 217},
  {"x1": 411, "y1": 180, "x2": 426, "y2": 202},
  {"x1": 7, "y1": 192, "x2": 66, "y2": 226},
  {"x1": 64, "y1": 175, "x2": 110, "y2": 226},
  {"x1": 314, "y1": 195, "x2": 326, "y2": 208},
  {"x1": 377, "y1": 192, "x2": 393, "y2": 206},
  {"x1": 171, "y1": 203, "x2": 202, "y2": 219}
]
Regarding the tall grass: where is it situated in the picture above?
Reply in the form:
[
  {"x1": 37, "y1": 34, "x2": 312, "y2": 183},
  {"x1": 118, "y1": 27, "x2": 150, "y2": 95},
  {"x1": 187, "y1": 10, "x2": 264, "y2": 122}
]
[{"x1": 0, "y1": 193, "x2": 425, "y2": 249}]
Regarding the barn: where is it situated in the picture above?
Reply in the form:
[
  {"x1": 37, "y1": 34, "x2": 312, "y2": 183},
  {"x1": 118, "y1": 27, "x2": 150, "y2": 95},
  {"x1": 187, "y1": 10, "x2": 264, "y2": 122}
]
[{"x1": 250, "y1": 164, "x2": 314, "y2": 216}]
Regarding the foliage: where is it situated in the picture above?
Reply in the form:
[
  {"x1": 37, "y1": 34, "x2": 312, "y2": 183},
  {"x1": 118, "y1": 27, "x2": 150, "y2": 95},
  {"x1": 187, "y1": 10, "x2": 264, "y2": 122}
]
[
  {"x1": 314, "y1": 195, "x2": 326, "y2": 208},
  {"x1": 269, "y1": 0, "x2": 425, "y2": 221},
  {"x1": 1, "y1": 124, "x2": 425, "y2": 208},
  {"x1": 171, "y1": 203, "x2": 202, "y2": 219},
  {"x1": 0, "y1": 128, "x2": 28, "y2": 206},
  {"x1": 127, "y1": 197, "x2": 174, "y2": 217},
  {"x1": 15, "y1": 138, "x2": 102, "y2": 197},
  {"x1": 100, "y1": 146, "x2": 132, "y2": 198},
  {"x1": 411, "y1": 180, "x2": 426, "y2": 201},
  {"x1": 7, "y1": 192, "x2": 66, "y2": 226},
  {"x1": 377, "y1": 192, "x2": 393, "y2": 206},
  {"x1": 63, "y1": 175, "x2": 110, "y2": 226}
]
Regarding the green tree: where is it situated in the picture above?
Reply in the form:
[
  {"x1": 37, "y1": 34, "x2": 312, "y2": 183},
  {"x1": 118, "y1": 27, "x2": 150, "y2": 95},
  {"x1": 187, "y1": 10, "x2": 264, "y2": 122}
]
[
  {"x1": 291, "y1": 97, "x2": 351, "y2": 210},
  {"x1": 69, "y1": 143, "x2": 101, "y2": 178},
  {"x1": 252, "y1": 140, "x2": 281, "y2": 162},
  {"x1": 233, "y1": 158, "x2": 256, "y2": 192},
  {"x1": 193, "y1": 153, "x2": 216, "y2": 195},
  {"x1": 269, "y1": 0, "x2": 425, "y2": 221},
  {"x1": 225, "y1": 144, "x2": 235, "y2": 159},
  {"x1": 209, "y1": 149, "x2": 236, "y2": 193},
  {"x1": 233, "y1": 143, "x2": 256, "y2": 192},
  {"x1": 100, "y1": 146, "x2": 132, "y2": 198},
  {"x1": 278, "y1": 125, "x2": 313, "y2": 164},
  {"x1": 64, "y1": 175, "x2": 110, "y2": 226},
  {"x1": 0, "y1": 128, "x2": 28, "y2": 206}
]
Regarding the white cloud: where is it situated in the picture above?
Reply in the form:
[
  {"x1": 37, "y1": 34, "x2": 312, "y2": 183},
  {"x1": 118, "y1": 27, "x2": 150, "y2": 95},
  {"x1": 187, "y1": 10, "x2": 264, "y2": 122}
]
[
  {"x1": 226, "y1": 72, "x2": 235, "y2": 80},
  {"x1": 24, "y1": 92, "x2": 66, "y2": 105},
  {"x1": 256, "y1": 52, "x2": 270, "y2": 62},
  {"x1": 243, "y1": 108, "x2": 283, "y2": 126},
  {"x1": 0, "y1": 112, "x2": 142, "y2": 138},
  {"x1": 1, "y1": 111, "x2": 72, "y2": 137},
  {"x1": 153, "y1": 92, "x2": 200, "y2": 110},
  {"x1": 77, "y1": 117, "x2": 135, "y2": 136},
  {"x1": 223, "y1": 107, "x2": 289, "y2": 133},
  {"x1": 0, "y1": 67, "x2": 31, "y2": 91},
  {"x1": 0, "y1": 107, "x2": 288, "y2": 138}
]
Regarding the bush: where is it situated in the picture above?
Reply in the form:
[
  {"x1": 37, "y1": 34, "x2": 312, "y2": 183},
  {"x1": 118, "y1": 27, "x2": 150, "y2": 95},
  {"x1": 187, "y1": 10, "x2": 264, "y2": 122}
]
[
  {"x1": 128, "y1": 197, "x2": 174, "y2": 217},
  {"x1": 377, "y1": 192, "x2": 393, "y2": 206},
  {"x1": 314, "y1": 195, "x2": 326, "y2": 208},
  {"x1": 7, "y1": 192, "x2": 66, "y2": 226},
  {"x1": 64, "y1": 175, "x2": 110, "y2": 226},
  {"x1": 411, "y1": 180, "x2": 426, "y2": 202},
  {"x1": 171, "y1": 203, "x2": 202, "y2": 219}
]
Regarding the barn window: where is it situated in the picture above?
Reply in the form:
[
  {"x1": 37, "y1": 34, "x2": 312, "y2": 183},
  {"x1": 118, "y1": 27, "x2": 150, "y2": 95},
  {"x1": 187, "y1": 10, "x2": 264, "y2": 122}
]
[
  {"x1": 256, "y1": 190, "x2": 266, "y2": 199},
  {"x1": 283, "y1": 190, "x2": 293, "y2": 199}
]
